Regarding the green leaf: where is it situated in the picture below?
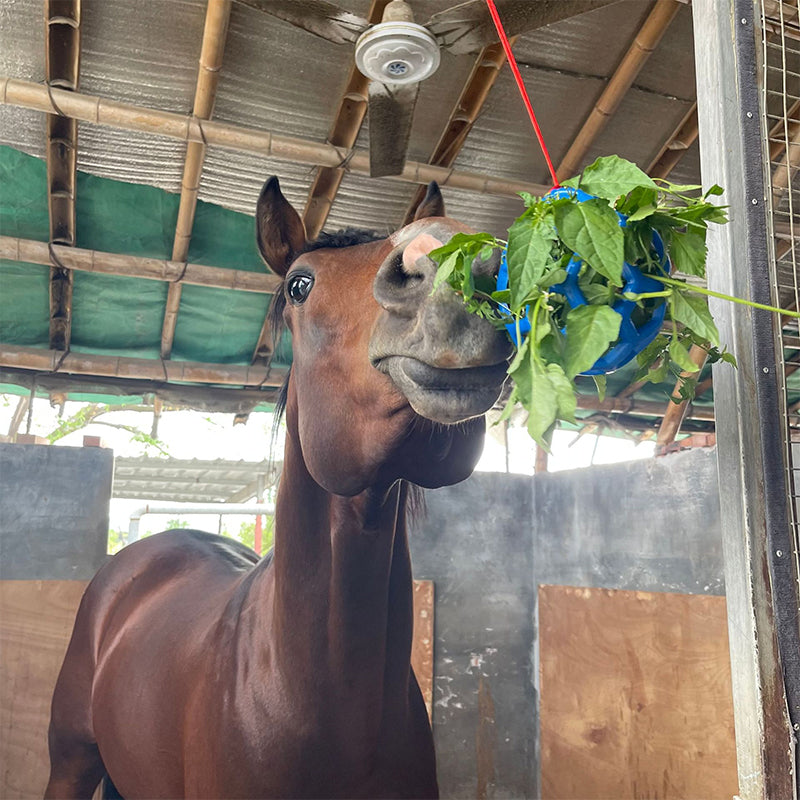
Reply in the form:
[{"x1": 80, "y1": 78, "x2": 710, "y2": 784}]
[
  {"x1": 547, "y1": 363, "x2": 577, "y2": 423},
  {"x1": 670, "y1": 291, "x2": 720, "y2": 347},
  {"x1": 626, "y1": 204, "x2": 657, "y2": 222},
  {"x1": 571, "y1": 155, "x2": 657, "y2": 203},
  {"x1": 616, "y1": 186, "x2": 658, "y2": 217},
  {"x1": 432, "y1": 251, "x2": 459, "y2": 290},
  {"x1": 704, "y1": 184, "x2": 724, "y2": 197},
  {"x1": 669, "y1": 229, "x2": 707, "y2": 277},
  {"x1": 592, "y1": 374, "x2": 607, "y2": 401},
  {"x1": 564, "y1": 304, "x2": 622, "y2": 378},
  {"x1": 527, "y1": 361, "x2": 558, "y2": 445},
  {"x1": 669, "y1": 338, "x2": 700, "y2": 372},
  {"x1": 519, "y1": 191, "x2": 538, "y2": 208},
  {"x1": 506, "y1": 217, "x2": 557, "y2": 310},
  {"x1": 554, "y1": 199, "x2": 625, "y2": 286}
]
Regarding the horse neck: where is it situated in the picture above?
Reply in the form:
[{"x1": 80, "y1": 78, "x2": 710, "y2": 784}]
[{"x1": 262, "y1": 426, "x2": 416, "y2": 721}]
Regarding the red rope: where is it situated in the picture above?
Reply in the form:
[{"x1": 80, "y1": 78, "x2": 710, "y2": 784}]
[{"x1": 484, "y1": 0, "x2": 560, "y2": 189}]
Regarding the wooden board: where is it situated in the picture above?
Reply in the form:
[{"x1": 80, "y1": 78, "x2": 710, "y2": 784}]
[
  {"x1": 539, "y1": 585, "x2": 738, "y2": 800},
  {"x1": 411, "y1": 580, "x2": 434, "y2": 721},
  {"x1": 1, "y1": 580, "x2": 88, "y2": 799}
]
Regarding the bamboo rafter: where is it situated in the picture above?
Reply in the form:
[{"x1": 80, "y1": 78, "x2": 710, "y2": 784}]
[
  {"x1": 46, "y1": 0, "x2": 81, "y2": 352},
  {"x1": 556, "y1": 0, "x2": 683, "y2": 180},
  {"x1": 0, "y1": 344, "x2": 287, "y2": 387},
  {"x1": 647, "y1": 103, "x2": 699, "y2": 180},
  {"x1": 301, "y1": 0, "x2": 392, "y2": 241},
  {"x1": 161, "y1": 0, "x2": 233, "y2": 360},
  {"x1": 401, "y1": 39, "x2": 513, "y2": 226},
  {"x1": 0, "y1": 237, "x2": 280, "y2": 293},
  {"x1": 0, "y1": 77, "x2": 549, "y2": 200}
]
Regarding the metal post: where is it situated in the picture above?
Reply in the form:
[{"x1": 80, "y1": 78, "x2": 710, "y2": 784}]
[{"x1": 693, "y1": 1, "x2": 798, "y2": 797}]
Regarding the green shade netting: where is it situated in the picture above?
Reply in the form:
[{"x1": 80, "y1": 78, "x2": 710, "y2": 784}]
[{"x1": 0, "y1": 145, "x2": 289, "y2": 366}]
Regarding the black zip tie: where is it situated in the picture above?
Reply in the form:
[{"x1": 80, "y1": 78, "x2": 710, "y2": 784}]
[
  {"x1": 51, "y1": 349, "x2": 70, "y2": 374},
  {"x1": 48, "y1": 241, "x2": 68, "y2": 270},
  {"x1": 44, "y1": 80, "x2": 68, "y2": 118},
  {"x1": 173, "y1": 261, "x2": 189, "y2": 283}
]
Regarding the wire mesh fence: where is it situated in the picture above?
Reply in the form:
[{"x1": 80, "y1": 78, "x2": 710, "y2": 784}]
[{"x1": 759, "y1": 0, "x2": 800, "y2": 668}]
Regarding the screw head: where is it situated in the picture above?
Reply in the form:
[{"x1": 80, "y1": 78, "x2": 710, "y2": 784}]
[
  {"x1": 746, "y1": 111, "x2": 753, "y2": 118},
  {"x1": 777, "y1": 549, "x2": 783, "y2": 557},
  {"x1": 752, "y1": 198, "x2": 758, "y2": 204}
]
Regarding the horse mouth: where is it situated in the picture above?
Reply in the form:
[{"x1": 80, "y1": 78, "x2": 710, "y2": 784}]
[{"x1": 374, "y1": 356, "x2": 508, "y2": 424}]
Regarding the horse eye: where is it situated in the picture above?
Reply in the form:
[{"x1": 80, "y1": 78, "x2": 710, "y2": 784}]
[{"x1": 287, "y1": 274, "x2": 314, "y2": 305}]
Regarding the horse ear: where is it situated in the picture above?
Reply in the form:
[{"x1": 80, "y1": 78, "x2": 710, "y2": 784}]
[
  {"x1": 413, "y1": 182, "x2": 446, "y2": 220},
  {"x1": 256, "y1": 177, "x2": 307, "y2": 277}
]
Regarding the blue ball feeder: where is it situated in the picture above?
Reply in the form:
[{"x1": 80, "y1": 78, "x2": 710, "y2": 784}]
[{"x1": 496, "y1": 186, "x2": 671, "y2": 375}]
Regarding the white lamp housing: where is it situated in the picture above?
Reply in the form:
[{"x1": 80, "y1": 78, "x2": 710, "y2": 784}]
[{"x1": 355, "y1": 22, "x2": 441, "y2": 85}]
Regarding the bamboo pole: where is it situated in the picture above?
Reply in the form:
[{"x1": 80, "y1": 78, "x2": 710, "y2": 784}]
[
  {"x1": 576, "y1": 392, "x2": 714, "y2": 421},
  {"x1": 655, "y1": 342, "x2": 708, "y2": 449},
  {"x1": 162, "y1": 0, "x2": 232, "y2": 360},
  {"x1": 1, "y1": 77, "x2": 548, "y2": 199},
  {"x1": 301, "y1": 0, "x2": 392, "y2": 241},
  {"x1": 0, "y1": 344, "x2": 287, "y2": 387},
  {"x1": 556, "y1": 0, "x2": 683, "y2": 181},
  {"x1": 0, "y1": 236, "x2": 280, "y2": 292},
  {"x1": 647, "y1": 103, "x2": 698, "y2": 180},
  {"x1": 46, "y1": 0, "x2": 81, "y2": 352},
  {"x1": 401, "y1": 39, "x2": 513, "y2": 226}
]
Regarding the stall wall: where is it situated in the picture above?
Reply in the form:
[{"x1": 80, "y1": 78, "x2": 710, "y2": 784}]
[
  {"x1": 0, "y1": 443, "x2": 112, "y2": 799},
  {"x1": 414, "y1": 446, "x2": 733, "y2": 800}
]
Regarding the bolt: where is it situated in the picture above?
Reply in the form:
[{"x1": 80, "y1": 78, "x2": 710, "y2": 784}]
[
  {"x1": 747, "y1": 111, "x2": 754, "y2": 118},
  {"x1": 776, "y1": 550, "x2": 783, "y2": 557},
  {"x1": 763, "y1": 366, "x2": 770, "y2": 373},
  {"x1": 741, "y1": 17, "x2": 748, "y2": 24},
  {"x1": 752, "y1": 198, "x2": 758, "y2": 204}
]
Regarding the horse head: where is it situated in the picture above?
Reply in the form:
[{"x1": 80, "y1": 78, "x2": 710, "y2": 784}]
[{"x1": 256, "y1": 178, "x2": 512, "y2": 496}]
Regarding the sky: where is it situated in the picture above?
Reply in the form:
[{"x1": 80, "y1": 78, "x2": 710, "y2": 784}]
[{"x1": 0, "y1": 393, "x2": 655, "y2": 539}]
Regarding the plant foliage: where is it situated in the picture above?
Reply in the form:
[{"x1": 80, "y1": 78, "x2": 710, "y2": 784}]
[{"x1": 430, "y1": 156, "x2": 737, "y2": 448}]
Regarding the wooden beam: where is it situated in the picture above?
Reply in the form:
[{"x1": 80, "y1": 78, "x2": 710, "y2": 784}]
[
  {"x1": 0, "y1": 345, "x2": 287, "y2": 387},
  {"x1": 556, "y1": 0, "x2": 683, "y2": 181},
  {"x1": 301, "y1": 0, "x2": 391, "y2": 241},
  {"x1": 576, "y1": 393, "x2": 714, "y2": 421},
  {"x1": 0, "y1": 368, "x2": 280, "y2": 413},
  {"x1": 654, "y1": 342, "x2": 708, "y2": 451},
  {"x1": 401, "y1": 40, "x2": 513, "y2": 227},
  {"x1": 647, "y1": 103, "x2": 699, "y2": 179},
  {"x1": 1, "y1": 77, "x2": 549, "y2": 200},
  {"x1": 768, "y1": 98, "x2": 800, "y2": 162},
  {"x1": 0, "y1": 237, "x2": 280, "y2": 293},
  {"x1": 46, "y1": 0, "x2": 81, "y2": 352},
  {"x1": 161, "y1": 0, "x2": 232, "y2": 360}
]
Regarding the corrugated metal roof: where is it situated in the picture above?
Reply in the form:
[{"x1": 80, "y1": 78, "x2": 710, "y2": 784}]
[{"x1": 113, "y1": 456, "x2": 279, "y2": 503}]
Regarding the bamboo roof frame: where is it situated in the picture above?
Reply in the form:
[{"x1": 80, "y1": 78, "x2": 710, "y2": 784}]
[
  {"x1": 400, "y1": 39, "x2": 513, "y2": 226},
  {"x1": 0, "y1": 344, "x2": 287, "y2": 387},
  {"x1": 161, "y1": 0, "x2": 233, "y2": 361},
  {"x1": 0, "y1": 77, "x2": 549, "y2": 200},
  {"x1": 45, "y1": 0, "x2": 81, "y2": 352},
  {"x1": 0, "y1": 237, "x2": 281, "y2": 293},
  {"x1": 556, "y1": 0, "x2": 684, "y2": 181}
]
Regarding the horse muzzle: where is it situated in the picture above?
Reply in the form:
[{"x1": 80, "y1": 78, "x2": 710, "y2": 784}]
[{"x1": 373, "y1": 355, "x2": 508, "y2": 424}]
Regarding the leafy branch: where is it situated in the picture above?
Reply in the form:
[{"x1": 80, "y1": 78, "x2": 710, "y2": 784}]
[{"x1": 430, "y1": 155, "x2": 797, "y2": 449}]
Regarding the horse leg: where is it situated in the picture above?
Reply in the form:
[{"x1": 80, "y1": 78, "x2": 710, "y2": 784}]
[
  {"x1": 44, "y1": 738, "x2": 106, "y2": 799},
  {"x1": 45, "y1": 604, "x2": 107, "y2": 799}
]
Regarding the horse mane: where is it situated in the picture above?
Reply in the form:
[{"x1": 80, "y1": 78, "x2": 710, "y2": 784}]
[{"x1": 267, "y1": 226, "x2": 425, "y2": 525}]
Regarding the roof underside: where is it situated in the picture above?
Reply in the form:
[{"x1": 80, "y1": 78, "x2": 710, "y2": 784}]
[{"x1": 0, "y1": 0, "x2": 797, "y2": 440}]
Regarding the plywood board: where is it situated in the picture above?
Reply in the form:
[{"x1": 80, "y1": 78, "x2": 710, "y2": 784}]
[
  {"x1": 412, "y1": 579, "x2": 434, "y2": 721},
  {"x1": 1, "y1": 580, "x2": 88, "y2": 799},
  {"x1": 539, "y1": 585, "x2": 738, "y2": 800}
]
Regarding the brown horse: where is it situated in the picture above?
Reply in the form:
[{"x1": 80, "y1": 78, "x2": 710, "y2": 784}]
[{"x1": 45, "y1": 178, "x2": 510, "y2": 799}]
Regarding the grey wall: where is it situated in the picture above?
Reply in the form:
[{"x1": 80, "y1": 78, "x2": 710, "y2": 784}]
[
  {"x1": 0, "y1": 443, "x2": 113, "y2": 579},
  {"x1": 412, "y1": 446, "x2": 725, "y2": 800}
]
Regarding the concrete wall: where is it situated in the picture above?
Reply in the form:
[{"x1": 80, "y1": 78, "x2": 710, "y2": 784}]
[
  {"x1": 0, "y1": 443, "x2": 112, "y2": 579},
  {"x1": 413, "y1": 446, "x2": 724, "y2": 799}
]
